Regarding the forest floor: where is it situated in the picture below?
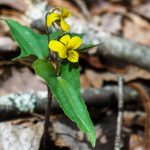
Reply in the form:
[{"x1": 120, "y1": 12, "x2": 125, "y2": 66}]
[{"x1": 0, "y1": 0, "x2": 150, "y2": 149}]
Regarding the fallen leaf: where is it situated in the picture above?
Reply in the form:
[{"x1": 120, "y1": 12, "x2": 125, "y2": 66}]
[
  {"x1": 100, "y1": 13, "x2": 123, "y2": 34},
  {"x1": 0, "y1": 67, "x2": 46, "y2": 96},
  {"x1": 133, "y1": 2, "x2": 150, "y2": 20},
  {"x1": 48, "y1": 0, "x2": 79, "y2": 14},
  {"x1": 129, "y1": 134, "x2": 145, "y2": 150},
  {"x1": 80, "y1": 54, "x2": 104, "y2": 69},
  {"x1": 80, "y1": 74, "x2": 91, "y2": 88},
  {"x1": 0, "y1": 36, "x2": 17, "y2": 52},
  {"x1": 123, "y1": 13, "x2": 150, "y2": 46},
  {"x1": 123, "y1": 111, "x2": 146, "y2": 127},
  {"x1": 84, "y1": 64, "x2": 150, "y2": 88},
  {"x1": 91, "y1": 3, "x2": 127, "y2": 15},
  {"x1": 0, "y1": 0, "x2": 31, "y2": 12},
  {"x1": 0, "y1": 122, "x2": 43, "y2": 150}
]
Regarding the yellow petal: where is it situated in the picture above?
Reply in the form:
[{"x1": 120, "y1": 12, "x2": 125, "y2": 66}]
[
  {"x1": 61, "y1": 8, "x2": 71, "y2": 18},
  {"x1": 67, "y1": 36, "x2": 82, "y2": 50},
  {"x1": 46, "y1": 12, "x2": 60, "y2": 27},
  {"x1": 67, "y1": 51, "x2": 79, "y2": 63},
  {"x1": 60, "y1": 19, "x2": 70, "y2": 32},
  {"x1": 58, "y1": 49, "x2": 67, "y2": 58},
  {"x1": 60, "y1": 34, "x2": 70, "y2": 45},
  {"x1": 49, "y1": 40, "x2": 65, "y2": 51},
  {"x1": 49, "y1": 41, "x2": 67, "y2": 58}
]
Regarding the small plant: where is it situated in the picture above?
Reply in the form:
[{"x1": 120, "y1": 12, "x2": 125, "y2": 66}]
[{"x1": 5, "y1": 7, "x2": 99, "y2": 148}]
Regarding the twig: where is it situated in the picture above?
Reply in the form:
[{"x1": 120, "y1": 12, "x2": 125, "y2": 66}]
[
  {"x1": 114, "y1": 76, "x2": 124, "y2": 150},
  {"x1": 0, "y1": 86, "x2": 139, "y2": 120},
  {"x1": 98, "y1": 34, "x2": 150, "y2": 70},
  {"x1": 0, "y1": 60, "x2": 14, "y2": 66}
]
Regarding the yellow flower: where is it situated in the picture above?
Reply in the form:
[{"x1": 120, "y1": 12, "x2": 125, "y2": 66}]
[
  {"x1": 46, "y1": 7, "x2": 71, "y2": 32},
  {"x1": 49, "y1": 35, "x2": 82, "y2": 63}
]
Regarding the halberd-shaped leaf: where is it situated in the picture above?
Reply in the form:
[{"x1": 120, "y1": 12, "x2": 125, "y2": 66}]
[
  {"x1": 6, "y1": 19, "x2": 49, "y2": 59},
  {"x1": 33, "y1": 59, "x2": 96, "y2": 147}
]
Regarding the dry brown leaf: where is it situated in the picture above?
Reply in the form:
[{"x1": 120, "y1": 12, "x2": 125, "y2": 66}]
[
  {"x1": 91, "y1": 3, "x2": 127, "y2": 15},
  {"x1": 80, "y1": 74, "x2": 91, "y2": 88},
  {"x1": 85, "y1": 69, "x2": 104, "y2": 88},
  {"x1": 80, "y1": 54, "x2": 104, "y2": 69},
  {"x1": 0, "y1": 9, "x2": 30, "y2": 28},
  {"x1": 129, "y1": 134, "x2": 145, "y2": 150},
  {"x1": 119, "y1": 65, "x2": 150, "y2": 81},
  {"x1": 0, "y1": 122, "x2": 43, "y2": 150},
  {"x1": 0, "y1": 10, "x2": 28, "y2": 35},
  {"x1": 133, "y1": 2, "x2": 150, "y2": 20},
  {"x1": 123, "y1": 14, "x2": 150, "y2": 46},
  {"x1": 0, "y1": 0, "x2": 31, "y2": 12},
  {"x1": 53, "y1": 120, "x2": 91, "y2": 150},
  {"x1": 48, "y1": 0, "x2": 80, "y2": 14},
  {"x1": 84, "y1": 65, "x2": 150, "y2": 88},
  {"x1": 127, "y1": 13, "x2": 150, "y2": 29},
  {"x1": 123, "y1": 111, "x2": 146, "y2": 127},
  {"x1": 10, "y1": 117, "x2": 42, "y2": 127},
  {"x1": 100, "y1": 13, "x2": 123, "y2": 34},
  {"x1": 0, "y1": 69, "x2": 4, "y2": 76},
  {"x1": 0, "y1": 21, "x2": 9, "y2": 36},
  {"x1": 131, "y1": 0, "x2": 146, "y2": 6},
  {"x1": 0, "y1": 36, "x2": 17, "y2": 52},
  {"x1": 0, "y1": 67, "x2": 46, "y2": 96}
]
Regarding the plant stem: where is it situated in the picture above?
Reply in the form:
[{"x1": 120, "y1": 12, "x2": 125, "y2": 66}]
[
  {"x1": 40, "y1": 86, "x2": 52, "y2": 150},
  {"x1": 39, "y1": 12, "x2": 53, "y2": 150}
]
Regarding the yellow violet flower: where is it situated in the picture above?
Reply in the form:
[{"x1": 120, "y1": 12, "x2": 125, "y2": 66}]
[
  {"x1": 49, "y1": 35, "x2": 82, "y2": 63},
  {"x1": 46, "y1": 7, "x2": 71, "y2": 32}
]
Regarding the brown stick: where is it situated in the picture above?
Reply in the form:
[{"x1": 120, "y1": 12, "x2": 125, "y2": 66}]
[
  {"x1": 73, "y1": 0, "x2": 91, "y2": 20},
  {"x1": 98, "y1": 34, "x2": 150, "y2": 70},
  {"x1": 0, "y1": 86, "x2": 140, "y2": 119},
  {"x1": 114, "y1": 76, "x2": 124, "y2": 150}
]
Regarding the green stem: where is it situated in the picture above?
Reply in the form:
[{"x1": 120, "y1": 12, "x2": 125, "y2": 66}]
[
  {"x1": 45, "y1": 12, "x2": 63, "y2": 76},
  {"x1": 40, "y1": 13, "x2": 53, "y2": 150},
  {"x1": 52, "y1": 23, "x2": 57, "y2": 31},
  {"x1": 56, "y1": 57, "x2": 61, "y2": 76},
  {"x1": 40, "y1": 86, "x2": 52, "y2": 150}
]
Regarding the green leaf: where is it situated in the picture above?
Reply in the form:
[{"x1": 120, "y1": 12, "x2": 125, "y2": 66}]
[
  {"x1": 33, "y1": 59, "x2": 96, "y2": 147},
  {"x1": 59, "y1": 61, "x2": 80, "y2": 93},
  {"x1": 54, "y1": 32, "x2": 84, "y2": 41},
  {"x1": 68, "y1": 32, "x2": 85, "y2": 38},
  {"x1": 6, "y1": 19, "x2": 49, "y2": 59},
  {"x1": 50, "y1": 30, "x2": 62, "y2": 40},
  {"x1": 78, "y1": 43, "x2": 102, "y2": 52}
]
